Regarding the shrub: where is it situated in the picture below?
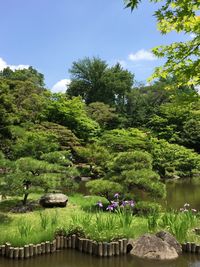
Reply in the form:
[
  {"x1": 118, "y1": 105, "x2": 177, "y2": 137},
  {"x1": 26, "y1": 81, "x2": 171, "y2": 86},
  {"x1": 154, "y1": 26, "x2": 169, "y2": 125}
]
[
  {"x1": 86, "y1": 179, "x2": 123, "y2": 202},
  {"x1": 133, "y1": 201, "x2": 162, "y2": 216}
]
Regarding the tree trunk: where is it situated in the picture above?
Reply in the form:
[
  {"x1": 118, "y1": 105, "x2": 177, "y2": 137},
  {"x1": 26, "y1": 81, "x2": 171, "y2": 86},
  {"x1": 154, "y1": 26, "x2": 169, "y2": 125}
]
[{"x1": 23, "y1": 193, "x2": 29, "y2": 206}]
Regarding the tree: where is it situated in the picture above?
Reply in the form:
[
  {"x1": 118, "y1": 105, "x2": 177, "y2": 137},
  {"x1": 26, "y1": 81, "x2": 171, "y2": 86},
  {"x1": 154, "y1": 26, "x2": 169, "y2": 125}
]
[
  {"x1": 107, "y1": 151, "x2": 166, "y2": 199},
  {"x1": 0, "y1": 66, "x2": 45, "y2": 87},
  {"x1": 86, "y1": 179, "x2": 124, "y2": 202},
  {"x1": 87, "y1": 102, "x2": 122, "y2": 129},
  {"x1": 67, "y1": 57, "x2": 134, "y2": 108},
  {"x1": 124, "y1": 0, "x2": 200, "y2": 87},
  {"x1": 0, "y1": 153, "x2": 79, "y2": 205},
  {"x1": 74, "y1": 144, "x2": 111, "y2": 177},
  {"x1": 68, "y1": 57, "x2": 108, "y2": 104},
  {"x1": 46, "y1": 94, "x2": 100, "y2": 140}
]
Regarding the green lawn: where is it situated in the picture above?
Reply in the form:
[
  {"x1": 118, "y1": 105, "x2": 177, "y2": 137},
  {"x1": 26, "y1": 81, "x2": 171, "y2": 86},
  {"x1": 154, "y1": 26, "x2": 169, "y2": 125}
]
[{"x1": 0, "y1": 193, "x2": 199, "y2": 246}]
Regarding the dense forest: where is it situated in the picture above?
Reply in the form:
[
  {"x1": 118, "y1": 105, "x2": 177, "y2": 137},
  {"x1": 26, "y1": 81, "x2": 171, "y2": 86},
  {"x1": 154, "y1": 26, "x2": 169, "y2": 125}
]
[{"x1": 0, "y1": 58, "x2": 200, "y2": 205}]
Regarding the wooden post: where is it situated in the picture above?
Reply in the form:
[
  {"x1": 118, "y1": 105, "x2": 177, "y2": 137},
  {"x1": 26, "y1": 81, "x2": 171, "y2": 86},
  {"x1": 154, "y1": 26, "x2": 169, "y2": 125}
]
[
  {"x1": 122, "y1": 239, "x2": 128, "y2": 254},
  {"x1": 182, "y1": 243, "x2": 187, "y2": 252},
  {"x1": 60, "y1": 236, "x2": 64, "y2": 249},
  {"x1": 113, "y1": 242, "x2": 119, "y2": 256},
  {"x1": 19, "y1": 247, "x2": 24, "y2": 259},
  {"x1": 118, "y1": 239, "x2": 123, "y2": 254},
  {"x1": 107, "y1": 243, "x2": 113, "y2": 257},
  {"x1": 83, "y1": 239, "x2": 88, "y2": 253},
  {"x1": 103, "y1": 242, "x2": 108, "y2": 257},
  {"x1": 92, "y1": 241, "x2": 97, "y2": 256},
  {"x1": 13, "y1": 247, "x2": 19, "y2": 259},
  {"x1": 5, "y1": 243, "x2": 11, "y2": 257},
  {"x1": 1, "y1": 245, "x2": 5, "y2": 256},
  {"x1": 45, "y1": 241, "x2": 51, "y2": 253},
  {"x1": 9, "y1": 247, "x2": 14, "y2": 258},
  {"x1": 29, "y1": 244, "x2": 34, "y2": 257},
  {"x1": 72, "y1": 235, "x2": 76, "y2": 249},
  {"x1": 88, "y1": 240, "x2": 93, "y2": 254},
  {"x1": 64, "y1": 237, "x2": 68, "y2": 248},
  {"x1": 33, "y1": 245, "x2": 37, "y2": 256},
  {"x1": 41, "y1": 242, "x2": 46, "y2": 254},
  {"x1": 56, "y1": 236, "x2": 61, "y2": 249},
  {"x1": 196, "y1": 245, "x2": 200, "y2": 254},
  {"x1": 36, "y1": 244, "x2": 42, "y2": 255},
  {"x1": 186, "y1": 242, "x2": 191, "y2": 252},
  {"x1": 24, "y1": 245, "x2": 30, "y2": 258},
  {"x1": 97, "y1": 242, "x2": 103, "y2": 257},
  {"x1": 191, "y1": 243, "x2": 196, "y2": 253},
  {"x1": 67, "y1": 236, "x2": 72, "y2": 248},
  {"x1": 50, "y1": 240, "x2": 56, "y2": 253},
  {"x1": 78, "y1": 238, "x2": 83, "y2": 252}
]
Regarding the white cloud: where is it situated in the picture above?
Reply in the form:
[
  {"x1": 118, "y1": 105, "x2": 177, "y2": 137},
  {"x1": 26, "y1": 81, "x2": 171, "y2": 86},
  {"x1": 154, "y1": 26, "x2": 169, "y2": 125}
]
[
  {"x1": 0, "y1": 57, "x2": 29, "y2": 71},
  {"x1": 128, "y1": 49, "x2": 157, "y2": 61},
  {"x1": 51, "y1": 79, "x2": 71, "y2": 93}
]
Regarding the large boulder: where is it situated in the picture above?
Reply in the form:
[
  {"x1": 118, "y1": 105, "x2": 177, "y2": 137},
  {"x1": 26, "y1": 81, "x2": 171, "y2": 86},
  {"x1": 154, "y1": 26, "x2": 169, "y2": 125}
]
[
  {"x1": 156, "y1": 231, "x2": 182, "y2": 255},
  {"x1": 128, "y1": 232, "x2": 182, "y2": 260},
  {"x1": 40, "y1": 193, "x2": 68, "y2": 208}
]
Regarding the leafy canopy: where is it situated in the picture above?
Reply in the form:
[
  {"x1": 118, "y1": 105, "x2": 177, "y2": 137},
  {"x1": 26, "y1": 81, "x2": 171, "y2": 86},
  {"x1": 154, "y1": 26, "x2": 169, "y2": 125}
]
[{"x1": 124, "y1": 0, "x2": 200, "y2": 87}]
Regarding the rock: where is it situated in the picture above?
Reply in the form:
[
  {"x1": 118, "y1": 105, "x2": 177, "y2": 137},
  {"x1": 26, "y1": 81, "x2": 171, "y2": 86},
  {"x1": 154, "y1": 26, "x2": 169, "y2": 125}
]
[
  {"x1": 128, "y1": 233, "x2": 180, "y2": 260},
  {"x1": 156, "y1": 231, "x2": 182, "y2": 255},
  {"x1": 39, "y1": 193, "x2": 68, "y2": 208},
  {"x1": 10, "y1": 201, "x2": 39, "y2": 213}
]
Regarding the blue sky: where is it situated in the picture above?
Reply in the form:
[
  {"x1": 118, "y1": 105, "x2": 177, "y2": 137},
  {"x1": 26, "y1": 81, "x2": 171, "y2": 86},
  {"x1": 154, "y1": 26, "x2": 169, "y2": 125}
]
[{"x1": 0, "y1": 0, "x2": 191, "y2": 92}]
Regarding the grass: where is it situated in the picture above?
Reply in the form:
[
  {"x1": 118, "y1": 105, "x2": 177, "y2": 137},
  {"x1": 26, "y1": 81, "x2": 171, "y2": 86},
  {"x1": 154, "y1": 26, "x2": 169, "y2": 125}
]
[{"x1": 0, "y1": 193, "x2": 200, "y2": 246}]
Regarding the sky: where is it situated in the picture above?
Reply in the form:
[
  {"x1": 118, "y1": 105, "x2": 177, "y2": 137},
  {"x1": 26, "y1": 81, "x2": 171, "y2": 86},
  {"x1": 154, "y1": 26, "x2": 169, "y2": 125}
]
[{"x1": 0, "y1": 0, "x2": 192, "y2": 93}]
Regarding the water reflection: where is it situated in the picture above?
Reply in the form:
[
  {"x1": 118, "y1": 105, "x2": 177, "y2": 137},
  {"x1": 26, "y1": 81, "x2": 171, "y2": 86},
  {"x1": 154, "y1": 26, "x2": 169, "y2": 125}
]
[
  {"x1": 0, "y1": 250, "x2": 200, "y2": 267},
  {"x1": 165, "y1": 178, "x2": 200, "y2": 210}
]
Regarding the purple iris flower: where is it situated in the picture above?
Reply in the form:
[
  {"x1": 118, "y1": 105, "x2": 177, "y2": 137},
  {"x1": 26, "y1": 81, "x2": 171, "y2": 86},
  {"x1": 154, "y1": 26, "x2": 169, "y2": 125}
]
[
  {"x1": 114, "y1": 193, "x2": 119, "y2": 199},
  {"x1": 129, "y1": 200, "x2": 135, "y2": 207},
  {"x1": 97, "y1": 201, "x2": 103, "y2": 208},
  {"x1": 111, "y1": 201, "x2": 119, "y2": 208},
  {"x1": 122, "y1": 201, "x2": 129, "y2": 207},
  {"x1": 106, "y1": 205, "x2": 114, "y2": 211}
]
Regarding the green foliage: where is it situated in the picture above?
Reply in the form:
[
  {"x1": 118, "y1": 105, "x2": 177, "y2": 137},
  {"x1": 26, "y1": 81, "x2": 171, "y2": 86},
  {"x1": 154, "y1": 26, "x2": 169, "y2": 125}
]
[
  {"x1": 109, "y1": 151, "x2": 152, "y2": 173},
  {"x1": 75, "y1": 144, "x2": 111, "y2": 177},
  {"x1": 86, "y1": 179, "x2": 123, "y2": 202},
  {"x1": 122, "y1": 169, "x2": 166, "y2": 198},
  {"x1": 0, "y1": 66, "x2": 45, "y2": 87},
  {"x1": 68, "y1": 57, "x2": 134, "y2": 109},
  {"x1": 133, "y1": 201, "x2": 162, "y2": 216},
  {"x1": 87, "y1": 102, "x2": 122, "y2": 129},
  {"x1": 149, "y1": 138, "x2": 200, "y2": 178},
  {"x1": 46, "y1": 94, "x2": 100, "y2": 140},
  {"x1": 160, "y1": 210, "x2": 198, "y2": 242},
  {"x1": 0, "y1": 156, "x2": 79, "y2": 204},
  {"x1": 107, "y1": 150, "x2": 166, "y2": 199},
  {"x1": 11, "y1": 130, "x2": 59, "y2": 159},
  {"x1": 100, "y1": 128, "x2": 147, "y2": 152},
  {"x1": 125, "y1": 0, "x2": 200, "y2": 87}
]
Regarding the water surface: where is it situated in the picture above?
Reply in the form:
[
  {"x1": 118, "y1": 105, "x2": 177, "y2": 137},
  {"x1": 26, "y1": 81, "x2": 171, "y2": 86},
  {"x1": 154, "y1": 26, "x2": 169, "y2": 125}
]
[{"x1": 0, "y1": 250, "x2": 200, "y2": 267}]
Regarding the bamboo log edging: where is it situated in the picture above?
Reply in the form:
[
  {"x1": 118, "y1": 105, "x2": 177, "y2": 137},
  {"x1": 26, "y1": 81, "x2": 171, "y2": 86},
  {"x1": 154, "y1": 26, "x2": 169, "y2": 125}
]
[
  {"x1": 181, "y1": 243, "x2": 200, "y2": 254},
  {"x1": 0, "y1": 235, "x2": 128, "y2": 260},
  {"x1": 1, "y1": 237, "x2": 200, "y2": 260}
]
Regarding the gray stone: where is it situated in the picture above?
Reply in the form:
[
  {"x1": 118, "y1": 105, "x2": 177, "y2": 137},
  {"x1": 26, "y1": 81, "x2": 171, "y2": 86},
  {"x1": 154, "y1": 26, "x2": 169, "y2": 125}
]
[
  {"x1": 39, "y1": 193, "x2": 68, "y2": 208},
  {"x1": 156, "y1": 231, "x2": 182, "y2": 255},
  {"x1": 128, "y1": 233, "x2": 180, "y2": 260}
]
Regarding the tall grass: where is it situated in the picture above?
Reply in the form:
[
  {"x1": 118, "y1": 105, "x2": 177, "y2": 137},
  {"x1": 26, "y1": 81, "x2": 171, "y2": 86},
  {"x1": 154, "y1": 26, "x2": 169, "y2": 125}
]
[{"x1": 160, "y1": 210, "x2": 198, "y2": 242}]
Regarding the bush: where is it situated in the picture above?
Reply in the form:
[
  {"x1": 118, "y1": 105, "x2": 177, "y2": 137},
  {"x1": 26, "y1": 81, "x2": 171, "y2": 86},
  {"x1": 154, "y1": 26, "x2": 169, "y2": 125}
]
[
  {"x1": 86, "y1": 179, "x2": 123, "y2": 202},
  {"x1": 133, "y1": 201, "x2": 162, "y2": 216}
]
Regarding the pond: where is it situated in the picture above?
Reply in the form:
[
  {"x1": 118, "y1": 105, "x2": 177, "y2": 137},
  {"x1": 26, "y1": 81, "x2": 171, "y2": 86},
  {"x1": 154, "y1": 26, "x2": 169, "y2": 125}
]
[
  {"x1": 79, "y1": 177, "x2": 200, "y2": 210},
  {"x1": 165, "y1": 178, "x2": 200, "y2": 210},
  {"x1": 0, "y1": 250, "x2": 200, "y2": 267}
]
